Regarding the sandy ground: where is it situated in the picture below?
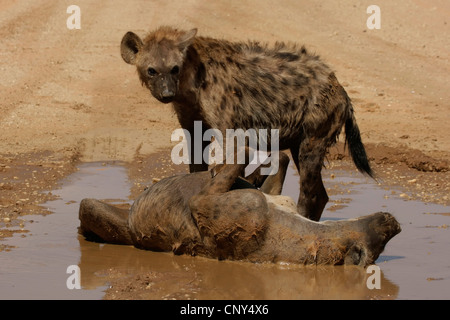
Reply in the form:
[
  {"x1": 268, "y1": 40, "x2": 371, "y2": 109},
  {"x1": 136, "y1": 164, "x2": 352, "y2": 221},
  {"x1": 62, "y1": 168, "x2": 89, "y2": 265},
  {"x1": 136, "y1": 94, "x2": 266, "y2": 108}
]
[{"x1": 0, "y1": 0, "x2": 449, "y2": 298}]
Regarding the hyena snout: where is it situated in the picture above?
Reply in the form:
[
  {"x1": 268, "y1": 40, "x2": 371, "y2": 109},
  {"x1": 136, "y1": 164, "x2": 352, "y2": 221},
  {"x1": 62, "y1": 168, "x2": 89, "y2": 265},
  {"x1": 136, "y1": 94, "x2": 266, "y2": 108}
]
[{"x1": 152, "y1": 75, "x2": 177, "y2": 103}]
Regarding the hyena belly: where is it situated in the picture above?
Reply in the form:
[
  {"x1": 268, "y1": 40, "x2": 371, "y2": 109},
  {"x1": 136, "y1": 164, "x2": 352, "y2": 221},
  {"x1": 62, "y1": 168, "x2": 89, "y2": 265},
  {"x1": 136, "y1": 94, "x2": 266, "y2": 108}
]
[{"x1": 192, "y1": 38, "x2": 343, "y2": 149}]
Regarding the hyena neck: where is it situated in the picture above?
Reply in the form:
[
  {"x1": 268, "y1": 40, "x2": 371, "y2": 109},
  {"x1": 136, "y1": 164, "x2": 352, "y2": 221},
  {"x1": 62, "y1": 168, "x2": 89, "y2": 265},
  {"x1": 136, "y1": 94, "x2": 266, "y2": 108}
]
[
  {"x1": 174, "y1": 36, "x2": 240, "y2": 126},
  {"x1": 175, "y1": 41, "x2": 206, "y2": 105}
]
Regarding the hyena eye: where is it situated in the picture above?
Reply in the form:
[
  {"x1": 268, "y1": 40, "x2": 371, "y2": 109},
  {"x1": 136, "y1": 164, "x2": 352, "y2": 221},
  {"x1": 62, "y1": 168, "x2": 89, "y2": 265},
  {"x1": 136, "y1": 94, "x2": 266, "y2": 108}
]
[
  {"x1": 170, "y1": 66, "x2": 180, "y2": 75},
  {"x1": 147, "y1": 68, "x2": 157, "y2": 76}
]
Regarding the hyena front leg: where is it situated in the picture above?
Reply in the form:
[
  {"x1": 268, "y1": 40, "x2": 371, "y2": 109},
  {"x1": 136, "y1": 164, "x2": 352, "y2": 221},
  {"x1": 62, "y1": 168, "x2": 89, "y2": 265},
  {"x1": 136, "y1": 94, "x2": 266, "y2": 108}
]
[
  {"x1": 180, "y1": 121, "x2": 210, "y2": 173},
  {"x1": 294, "y1": 138, "x2": 329, "y2": 222}
]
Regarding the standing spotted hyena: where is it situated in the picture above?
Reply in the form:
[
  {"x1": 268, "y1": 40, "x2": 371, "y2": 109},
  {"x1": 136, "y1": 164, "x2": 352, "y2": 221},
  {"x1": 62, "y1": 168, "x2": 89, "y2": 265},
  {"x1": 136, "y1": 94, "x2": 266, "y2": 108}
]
[{"x1": 120, "y1": 26, "x2": 373, "y2": 221}]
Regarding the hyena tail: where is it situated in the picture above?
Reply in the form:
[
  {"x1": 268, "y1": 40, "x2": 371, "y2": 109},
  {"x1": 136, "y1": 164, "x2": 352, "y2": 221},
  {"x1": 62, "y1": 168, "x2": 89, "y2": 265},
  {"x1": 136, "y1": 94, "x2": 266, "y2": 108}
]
[{"x1": 344, "y1": 100, "x2": 374, "y2": 179}]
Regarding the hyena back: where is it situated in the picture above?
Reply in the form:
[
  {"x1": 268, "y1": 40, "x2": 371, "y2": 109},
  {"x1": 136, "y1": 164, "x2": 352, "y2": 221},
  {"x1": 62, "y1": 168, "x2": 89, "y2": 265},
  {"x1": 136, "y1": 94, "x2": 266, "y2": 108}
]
[{"x1": 121, "y1": 26, "x2": 373, "y2": 221}]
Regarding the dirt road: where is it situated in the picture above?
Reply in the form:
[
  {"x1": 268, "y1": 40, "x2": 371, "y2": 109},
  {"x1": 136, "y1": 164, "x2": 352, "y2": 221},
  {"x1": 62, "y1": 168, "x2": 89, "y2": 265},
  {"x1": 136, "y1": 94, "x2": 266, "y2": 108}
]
[{"x1": 0, "y1": 0, "x2": 449, "y2": 298}]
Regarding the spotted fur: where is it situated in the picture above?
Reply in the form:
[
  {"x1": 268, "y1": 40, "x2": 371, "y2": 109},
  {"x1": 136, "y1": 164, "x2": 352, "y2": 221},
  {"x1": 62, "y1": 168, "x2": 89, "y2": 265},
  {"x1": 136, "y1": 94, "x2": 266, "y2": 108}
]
[{"x1": 121, "y1": 26, "x2": 373, "y2": 221}]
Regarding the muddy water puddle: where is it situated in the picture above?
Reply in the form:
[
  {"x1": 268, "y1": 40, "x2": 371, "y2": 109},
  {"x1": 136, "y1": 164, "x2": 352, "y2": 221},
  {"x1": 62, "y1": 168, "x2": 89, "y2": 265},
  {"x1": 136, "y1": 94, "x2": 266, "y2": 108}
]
[
  {"x1": 285, "y1": 165, "x2": 450, "y2": 299},
  {"x1": 0, "y1": 162, "x2": 449, "y2": 299}
]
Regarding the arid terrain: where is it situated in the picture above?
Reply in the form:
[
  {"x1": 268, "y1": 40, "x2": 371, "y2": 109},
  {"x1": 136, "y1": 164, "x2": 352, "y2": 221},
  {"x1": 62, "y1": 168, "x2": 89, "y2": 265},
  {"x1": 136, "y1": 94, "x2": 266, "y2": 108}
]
[{"x1": 0, "y1": 0, "x2": 449, "y2": 299}]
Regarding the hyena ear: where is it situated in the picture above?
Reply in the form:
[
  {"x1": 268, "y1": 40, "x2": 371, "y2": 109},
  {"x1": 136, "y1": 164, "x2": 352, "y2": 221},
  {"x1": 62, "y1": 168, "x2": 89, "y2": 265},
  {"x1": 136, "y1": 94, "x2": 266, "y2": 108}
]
[
  {"x1": 176, "y1": 28, "x2": 197, "y2": 52},
  {"x1": 121, "y1": 31, "x2": 143, "y2": 65}
]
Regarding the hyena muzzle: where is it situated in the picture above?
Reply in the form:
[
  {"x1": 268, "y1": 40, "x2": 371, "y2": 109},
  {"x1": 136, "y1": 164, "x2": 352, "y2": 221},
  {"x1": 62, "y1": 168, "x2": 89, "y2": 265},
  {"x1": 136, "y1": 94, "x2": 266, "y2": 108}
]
[{"x1": 120, "y1": 26, "x2": 373, "y2": 221}]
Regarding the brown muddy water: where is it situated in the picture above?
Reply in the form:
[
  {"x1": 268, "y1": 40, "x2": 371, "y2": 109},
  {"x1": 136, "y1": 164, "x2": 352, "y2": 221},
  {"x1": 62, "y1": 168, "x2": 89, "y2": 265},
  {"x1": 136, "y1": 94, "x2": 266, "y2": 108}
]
[{"x1": 0, "y1": 161, "x2": 449, "y2": 300}]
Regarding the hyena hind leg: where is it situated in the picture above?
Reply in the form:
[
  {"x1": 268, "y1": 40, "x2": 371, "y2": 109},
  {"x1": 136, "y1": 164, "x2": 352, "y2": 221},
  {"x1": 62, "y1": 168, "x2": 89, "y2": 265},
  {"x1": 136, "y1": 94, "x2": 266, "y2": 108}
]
[
  {"x1": 258, "y1": 151, "x2": 290, "y2": 195},
  {"x1": 79, "y1": 198, "x2": 133, "y2": 245},
  {"x1": 293, "y1": 139, "x2": 329, "y2": 222}
]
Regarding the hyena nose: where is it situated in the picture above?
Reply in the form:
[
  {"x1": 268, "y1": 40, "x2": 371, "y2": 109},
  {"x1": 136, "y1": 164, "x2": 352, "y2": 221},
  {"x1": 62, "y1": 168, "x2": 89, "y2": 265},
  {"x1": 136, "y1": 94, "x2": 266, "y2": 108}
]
[{"x1": 161, "y1": 89, "x2": 175, "y2": 98}]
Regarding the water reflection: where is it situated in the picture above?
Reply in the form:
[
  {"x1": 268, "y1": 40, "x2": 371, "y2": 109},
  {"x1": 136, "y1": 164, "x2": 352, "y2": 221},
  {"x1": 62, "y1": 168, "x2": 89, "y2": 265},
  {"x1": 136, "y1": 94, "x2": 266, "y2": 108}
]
[{"x1": 77, "y1": 235, "x2": 399, "y2": 300}]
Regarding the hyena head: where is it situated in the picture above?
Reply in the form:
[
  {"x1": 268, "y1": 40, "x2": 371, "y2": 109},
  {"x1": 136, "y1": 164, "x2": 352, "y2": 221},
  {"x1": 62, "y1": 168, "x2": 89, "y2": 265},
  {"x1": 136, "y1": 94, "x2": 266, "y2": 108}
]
[{"x1": 121, "y1": 26, "x2": 197, "y2": 103}]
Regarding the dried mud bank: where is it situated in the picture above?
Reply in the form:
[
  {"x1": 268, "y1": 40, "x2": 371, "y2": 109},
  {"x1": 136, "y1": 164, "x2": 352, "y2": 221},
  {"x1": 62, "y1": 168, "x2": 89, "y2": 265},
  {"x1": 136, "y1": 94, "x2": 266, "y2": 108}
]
[
  {"x1": 329, "y1": 142, "x2": 449, "y2": 206},
  {"x1": 0, "y1": 151, "x2": 79, "y2": 250}
]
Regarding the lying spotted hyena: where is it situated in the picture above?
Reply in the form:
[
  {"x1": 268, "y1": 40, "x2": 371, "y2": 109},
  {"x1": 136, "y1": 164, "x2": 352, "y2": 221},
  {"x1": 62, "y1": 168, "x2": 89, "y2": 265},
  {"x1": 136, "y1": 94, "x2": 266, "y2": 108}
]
[
  {"x1": 120, "y1": 26, "x2": 373, "y2": 221},
  {"x1": 79, "y1": 153, "x2": 400, "y2": 266}
]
